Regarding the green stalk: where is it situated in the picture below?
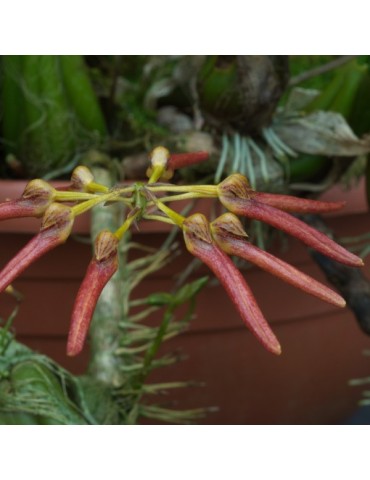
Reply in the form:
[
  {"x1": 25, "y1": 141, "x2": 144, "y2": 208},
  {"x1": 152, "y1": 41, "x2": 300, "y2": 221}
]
[{"x1": 87, "y1": 165, "x2": 124, "y2": 386}]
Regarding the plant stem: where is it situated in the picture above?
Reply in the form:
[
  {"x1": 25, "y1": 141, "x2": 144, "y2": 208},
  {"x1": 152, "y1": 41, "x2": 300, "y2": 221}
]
[
  {"x1": 289, "y1": 55, "x2": 358, "y2": 87},
  {"x1": 87, "y1": 166, "x2": 123, "y2": 386}
]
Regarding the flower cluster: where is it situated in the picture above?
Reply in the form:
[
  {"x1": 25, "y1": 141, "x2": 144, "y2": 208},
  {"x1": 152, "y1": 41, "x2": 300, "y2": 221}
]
[{"x1": 0, "y1": 147, "x2": 363, "y2": 356}]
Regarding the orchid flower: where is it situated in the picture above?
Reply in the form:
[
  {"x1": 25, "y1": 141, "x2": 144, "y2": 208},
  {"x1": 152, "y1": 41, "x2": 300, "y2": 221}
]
[
  {"x1": 0, "y1": 203, "x2": 74, "y2": 294},
  {"x1": 217, "y1": 173, "x2": 363, "y2": 268},
  {"x1": 210, "y1": 213, "x2": 345, "y2": 308},
  {"x1": 183, "y1": 213, "x2": 282, "y2": 355},
  {"x1": 67, "y1": 230, "x2": 119, "y2": 356},
  {"x1": 181, "y1": 211, "x2": 349, "y2": 355}
]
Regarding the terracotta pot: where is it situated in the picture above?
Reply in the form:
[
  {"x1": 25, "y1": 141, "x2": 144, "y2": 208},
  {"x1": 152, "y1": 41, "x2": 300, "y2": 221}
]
[{"x1": 1, "y1": 178, "x2": 370, "y2": 424}]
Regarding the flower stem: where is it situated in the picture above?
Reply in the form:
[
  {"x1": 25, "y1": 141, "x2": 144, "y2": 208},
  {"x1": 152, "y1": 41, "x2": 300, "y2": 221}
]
[
  {"x1": 87, "y1": 182, "x2": 109, "y2": 193},
  {"x1": 147, "y1": 184, "x2": 217, "y2": 196},
  {"x1": 155, "y1": 201, "x2": 185, "y2": 227},
  {"x1": 54, "y1": 191, "x2": 97, "y2": 201},
  {"x1": 87, "y1": 166, "x2": 124, "y2": 386},
  {"x1": 114, "y1": 209, "x2": 142, "y2": 240},
  {"x1": 71, "y1": 192, "x2": 117, "y2": 217},
  {"x1": 158, "y1": 192, "x2": 210, "y2": 203}
]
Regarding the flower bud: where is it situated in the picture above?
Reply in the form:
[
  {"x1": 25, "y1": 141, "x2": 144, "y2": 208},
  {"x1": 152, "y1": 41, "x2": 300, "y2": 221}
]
[
  {"x1": 71, "y1": 166, "x2": 95, "y2": 192},
  {"x1": 183, "y1": 213, "x2": 214, "y2": 253},
  {"x1": 40, "y1": 203, "x2": 75, "y2": 241},
  {"x1": 209, "y1": 212, "x2": 248, "y2": 239},
  {"x1": 67, "y1": 230, "x2": 119, "y2": 356},
  {"x1": 94, "y1": 230, "x2": 120, "y2": 262},
  {"x1": 149, "y1": 146, "x2": 170, "y2": 168},
  {"x1": 0, "y1": 179, "x2": 55, "y2": 221},
  {"x1": 217, "y1": 173, "x2": 254, "y2": 206},
  {"x1": 146, "y1": 146, "x2": 171, "y2": 181}
]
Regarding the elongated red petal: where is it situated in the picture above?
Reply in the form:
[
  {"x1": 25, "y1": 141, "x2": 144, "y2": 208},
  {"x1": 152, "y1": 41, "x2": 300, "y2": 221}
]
[
  {"x1": 220, "y1": 196, "x2": 363, "y2": 268},
  {"x1": 0, "y1": 204, "x2": 74, "y2": 294},
  {"x1": 0, "y1": 199, "x2": 40, "y2": 220},
  {"x1": 253, "y1": 192, "x2": 346, "y2": 213},
  {"x1": 67, "y1": 259, "x2": 117, "y2": 356},
  {"x1": 0, "y1": 234, "x2": 58, "y2": 293},
  {"x1": 211, "y1": 216, "x2": 345, "y2": 308},
  {"x1": 217, "y1": 174, "x2": 345, "y2": 214},
  {"x1": 183, "y1": 214, "x2": 281, "y2": 355}
]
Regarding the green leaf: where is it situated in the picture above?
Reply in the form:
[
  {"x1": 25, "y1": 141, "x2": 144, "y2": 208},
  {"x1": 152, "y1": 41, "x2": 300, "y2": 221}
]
[
  {"x1": 146, "y1": 292, "x2": 173, "y2": 306},
  {"x1": 171, "y1": 276, "x2": 209, "y2": 308}
]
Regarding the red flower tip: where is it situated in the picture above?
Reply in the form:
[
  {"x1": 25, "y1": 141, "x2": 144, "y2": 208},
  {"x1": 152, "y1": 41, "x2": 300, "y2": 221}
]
[
  {"x1": 0, "y1": 179, "x2": 55, "y2": 221},
  {"x1": 183, "y1": 213, "x2": 281, "y2": 355},
  {"x1": 210, "y1": 213, "x2": 346, "y2": 308},
  {"x1": 168, "y1": 151, "x2": 209, "y2": 170},
  {"x1": 67, "y1": 230, "x2": 119, "y2": 356},
  {"x1": 0, "y1": 203, "x2": 74, "y2": 294}
]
